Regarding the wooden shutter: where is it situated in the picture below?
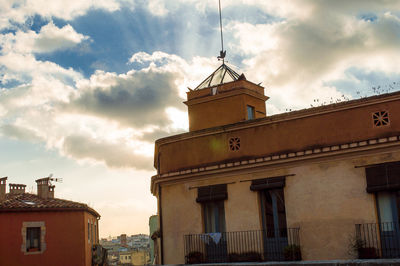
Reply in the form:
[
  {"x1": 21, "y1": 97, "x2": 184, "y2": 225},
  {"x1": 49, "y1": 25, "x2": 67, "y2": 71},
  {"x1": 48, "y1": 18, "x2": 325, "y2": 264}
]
[
  {"x1": 250, "y1": 176, "x2": 285, "y2": 191},
  {"x1": 366, "y1": 161, "x2": 400, "y2": 192},
  {"x1": 196, "y1": 184, "x2": 227, "y2": 202}
]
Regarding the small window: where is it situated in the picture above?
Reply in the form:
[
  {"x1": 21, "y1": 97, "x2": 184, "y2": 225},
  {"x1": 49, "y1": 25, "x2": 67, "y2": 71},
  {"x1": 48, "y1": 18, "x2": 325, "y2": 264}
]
[
  {"x1": 229, "y1": 137, "x2": 240, "y2": 151},
  {"x1": 94, "y1": 223, "x2": 97, "y2": 243},
  {"x1": 373, "y1": 111, "x2": 390, "y2": 127},
  {"x1": 247, "y1": 105, "x2": 255, "y2": 120},
  {"x1": 26, "y1": 227, "x2": 41, "y2": 252},
  {"x1": 88, "y1": 221, "x2": 90, "y2": 242},
  {"x1": 91, "y1": 223, "x2": 93, "y2": 244}
]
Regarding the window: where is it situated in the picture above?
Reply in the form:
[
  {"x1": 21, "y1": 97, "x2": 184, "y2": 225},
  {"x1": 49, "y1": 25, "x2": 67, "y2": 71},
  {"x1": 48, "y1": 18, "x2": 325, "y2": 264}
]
[
  {"x1": 261, "y1": 189, "x2": 287, "y2": 238},
  {"x1": 247, "y1": 105, "x2": 255, "y2": 120},
  {"x1": 229, "y1": 137, "x2": 240, "y2": 151},
  {"x1": 21, "y1": 221, "x2": 46, "y2": 254},
  {"x1": 196, "y1": 184, "x2": 227, "y2": 233},
  {"x1": 91, "y1": 222, "x2": 93, "y2": 244},
  {"x1": 26, "y1": 227, "x2": 41, "y2": 252},
  {"x1": 365, "y1": 162, "x2": 400, "y2": 257},
  {"x1": 373, "y1": 111, "x2": 390, "y2": 127},
  {"x1": 94, "y1": 223, "x2": 97, "y2": 243},
  {"x1": 250, "y1": 177, "x2": 288, "y2": 237},
  {"x1": 88, "y1": 220, "x2": 90, "y2": 242},
  {"x1": 203, "y1": 200, "x2": 226, "y2": 233}
]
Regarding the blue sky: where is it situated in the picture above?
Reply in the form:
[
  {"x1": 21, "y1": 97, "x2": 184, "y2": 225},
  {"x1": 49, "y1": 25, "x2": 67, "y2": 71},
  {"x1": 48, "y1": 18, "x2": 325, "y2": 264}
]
[{"x1": 1, "y1": 0, "x2": 400, "y2": 237}]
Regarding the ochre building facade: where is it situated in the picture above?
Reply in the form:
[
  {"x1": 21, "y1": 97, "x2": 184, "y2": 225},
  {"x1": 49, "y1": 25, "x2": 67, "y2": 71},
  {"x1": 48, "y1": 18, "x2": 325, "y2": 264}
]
[{"x1": 151, "y1": 64, "x2": 400, "y2": 264}]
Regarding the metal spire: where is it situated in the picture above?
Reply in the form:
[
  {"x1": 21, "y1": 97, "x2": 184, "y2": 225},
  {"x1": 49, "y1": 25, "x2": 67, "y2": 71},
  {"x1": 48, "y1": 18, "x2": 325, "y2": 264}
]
[{"x1": 217, "y1": 0, "x2": 226, "y2": 63}]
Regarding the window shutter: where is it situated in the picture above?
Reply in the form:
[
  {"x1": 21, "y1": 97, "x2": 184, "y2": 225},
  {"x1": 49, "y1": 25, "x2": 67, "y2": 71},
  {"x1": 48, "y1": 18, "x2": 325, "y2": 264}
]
[
  {"x1": 250, "y1": 176, "x2": 285, "y2": 191},
  {"x1": 196, "y1": 184, "x2": 227, "y2": 202},
  {"x1": 366, "y1": 161, "x2": 400, "y2": 192}
]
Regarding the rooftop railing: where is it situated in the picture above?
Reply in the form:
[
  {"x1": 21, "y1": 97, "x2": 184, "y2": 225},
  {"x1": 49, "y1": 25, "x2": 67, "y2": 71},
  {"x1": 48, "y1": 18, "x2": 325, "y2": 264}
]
[{"x1": 184, "y1": 228, "x2": 301, "y2": 264}]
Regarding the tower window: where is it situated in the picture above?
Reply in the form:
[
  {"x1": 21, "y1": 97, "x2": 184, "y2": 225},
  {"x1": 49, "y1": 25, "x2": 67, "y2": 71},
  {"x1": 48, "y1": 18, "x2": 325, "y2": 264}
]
[{"x1": 247, "y1": 105, "x2": 255, "y2": 120}]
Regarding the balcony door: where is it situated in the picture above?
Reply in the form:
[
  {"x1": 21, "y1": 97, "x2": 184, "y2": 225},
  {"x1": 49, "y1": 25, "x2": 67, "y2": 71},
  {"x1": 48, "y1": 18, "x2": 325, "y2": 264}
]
[
  {"x1": 376, "y1": 191, "x2": 400, "y2": 257},
  {"x1": 366, "y1": 161, "x2": 400, "y2": 258},
  {"x1": 260, "y1": 188, "x2": 288, "y2": 260},
  {"x1": 197, "y1": 184, "x2": 228, "y2": 263}
]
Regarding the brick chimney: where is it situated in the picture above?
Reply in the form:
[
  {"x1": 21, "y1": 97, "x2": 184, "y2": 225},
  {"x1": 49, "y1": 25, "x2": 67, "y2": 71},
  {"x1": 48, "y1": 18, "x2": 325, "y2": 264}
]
[
  {"x1": 36, "y1": 177, "x2": 55, "y2": 199},
  {"x1": 9, "y1": 183, "x2": 26, "y2": 194},
  {"x1": 0, "y1": 177, "x2": 7, "y2": 201}
]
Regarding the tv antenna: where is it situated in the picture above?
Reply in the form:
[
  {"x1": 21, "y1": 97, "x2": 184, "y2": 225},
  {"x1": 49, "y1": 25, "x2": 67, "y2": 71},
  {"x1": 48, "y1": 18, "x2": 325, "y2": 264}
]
[
  {"x1": 47, "y1": 173, "x2": 63, "y2": 184},
  {"x1": 217, "y1": 0, "x2": 226, "y2": 63}
]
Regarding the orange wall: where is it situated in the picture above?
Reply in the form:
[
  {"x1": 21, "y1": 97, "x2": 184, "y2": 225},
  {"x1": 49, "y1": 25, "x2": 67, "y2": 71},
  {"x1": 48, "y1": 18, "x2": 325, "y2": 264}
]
[
  {"x1": 156, "y1": 98, "x2": 400, "y2": 174},
  {"x1": 185, "y1": 80, "x2": 267, "y2": 131},
  {"x1": 0, "y1": 211, "x2": 97, "y2": 266}
]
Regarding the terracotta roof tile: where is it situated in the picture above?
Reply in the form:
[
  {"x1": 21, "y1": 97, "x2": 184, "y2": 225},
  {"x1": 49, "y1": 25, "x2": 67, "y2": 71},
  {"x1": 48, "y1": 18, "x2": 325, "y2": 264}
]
[{"x1": 0, "y1": 193, "x2": 100, "y2": 217}]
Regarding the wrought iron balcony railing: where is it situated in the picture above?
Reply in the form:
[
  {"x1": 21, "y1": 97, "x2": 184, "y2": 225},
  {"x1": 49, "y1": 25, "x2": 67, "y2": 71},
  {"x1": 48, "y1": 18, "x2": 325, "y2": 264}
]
[
  {"x1": 355, "y1": 222, "x2": 400, "y2": 259},
  {"x1": 184, "y1": 228, "x2": 301, "y2": 264}
]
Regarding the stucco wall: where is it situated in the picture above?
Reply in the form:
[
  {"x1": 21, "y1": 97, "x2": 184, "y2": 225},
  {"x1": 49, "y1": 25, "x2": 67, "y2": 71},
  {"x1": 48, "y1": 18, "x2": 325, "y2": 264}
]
[
  {"x1": 157, "y1": 97, "x2": 400, "y2": 174},
  {"x1": 161, "y1": 182, "x2": 202, "y2": 264},
  {"x1": 160, "y1": 149, "x2": 400, "y2": 264}
]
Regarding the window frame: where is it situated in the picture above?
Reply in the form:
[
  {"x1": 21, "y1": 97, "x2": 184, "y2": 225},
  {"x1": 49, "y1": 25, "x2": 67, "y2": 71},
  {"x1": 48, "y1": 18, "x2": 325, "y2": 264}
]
[
  {"x1": 247, "y1": 105, "x2": 255, "y2": 120},
  {"x1": 21, "y1": 221, "x2": 46, "y2": 255}
]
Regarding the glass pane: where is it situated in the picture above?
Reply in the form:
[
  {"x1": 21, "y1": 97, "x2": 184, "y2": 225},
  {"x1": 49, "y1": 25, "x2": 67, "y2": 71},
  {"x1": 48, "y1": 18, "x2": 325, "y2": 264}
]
[
  {"x1": 378, "y1": 192, "x2": 394, "y2": 231},
  {"x1": 247, "y1": 106, "x2": 254, "y2": 120},
  {"x1": 209, "y1": 69, "x2": 224, "y2": 87},
  {"x1": 264, "y1": 191, "x2": 275, "y2": 237},
  {"x1": 275, "y1": 189, "x2": 288, "y2": 237},
  {"x1": 26, "y1": 227, "x2": 41, "y2": 251},
  {"x1": 204, "y1": 201, "x2": 225, "y2": 233}
]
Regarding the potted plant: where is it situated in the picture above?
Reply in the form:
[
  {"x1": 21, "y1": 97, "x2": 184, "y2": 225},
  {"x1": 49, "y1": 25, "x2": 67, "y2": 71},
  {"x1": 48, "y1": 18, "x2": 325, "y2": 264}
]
[
  {"x1": 229, "y1": 251, "x2": 262, "y2": 262},
  {"x1": 349, "y1": 235, "x2": 378, "y2": 259},
  {"x1": 284, "y1": 244, "x2": 302, "y2": 261},
  {"x1": 186, "y1": 251, "x2": 204, "y2": 264}
]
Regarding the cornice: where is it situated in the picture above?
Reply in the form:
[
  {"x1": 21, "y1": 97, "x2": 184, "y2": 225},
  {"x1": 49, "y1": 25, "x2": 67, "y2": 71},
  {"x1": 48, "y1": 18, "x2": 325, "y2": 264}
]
[{"x1": 151, "y1": 135, "x2": 400, "y2": 194}]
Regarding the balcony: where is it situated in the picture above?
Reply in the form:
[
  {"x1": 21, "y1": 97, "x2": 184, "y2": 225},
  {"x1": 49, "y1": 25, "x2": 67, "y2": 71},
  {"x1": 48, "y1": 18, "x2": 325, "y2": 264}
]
[
  {"x1": 184, "y1": 228, "x2": 301, "y2": 264},
  {"x1": 355, "y1": 222, "x2": 400, "y2": 259}
]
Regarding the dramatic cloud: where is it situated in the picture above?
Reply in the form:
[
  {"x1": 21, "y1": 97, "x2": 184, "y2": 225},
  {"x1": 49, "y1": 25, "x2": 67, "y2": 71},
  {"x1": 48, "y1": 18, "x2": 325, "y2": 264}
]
[
  {"x1": 69, "y1": 68, "x2": 183, "y2": 127},
  {"x1": 223, "y1": 1, "x2": 400, "y2": 112}
]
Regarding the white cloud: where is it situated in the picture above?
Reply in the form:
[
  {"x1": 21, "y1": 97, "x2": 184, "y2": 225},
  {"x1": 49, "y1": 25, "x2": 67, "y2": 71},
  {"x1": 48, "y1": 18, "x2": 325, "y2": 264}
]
[
  {"x1": 0, "y1": 0, "x2": 120, "y2": 29},
  {"x1": 1, "y1": 21, "x2": 89, "y2": 54},
  {"x1": 147, "y1": 0, "x2": 168, "y2": 16}
]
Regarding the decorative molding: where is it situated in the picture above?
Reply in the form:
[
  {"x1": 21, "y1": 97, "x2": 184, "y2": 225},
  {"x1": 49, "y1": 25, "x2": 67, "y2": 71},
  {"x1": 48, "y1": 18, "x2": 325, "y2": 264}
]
[{"x1": 154, "y1": 135, "x2": 400, "y2": 187}]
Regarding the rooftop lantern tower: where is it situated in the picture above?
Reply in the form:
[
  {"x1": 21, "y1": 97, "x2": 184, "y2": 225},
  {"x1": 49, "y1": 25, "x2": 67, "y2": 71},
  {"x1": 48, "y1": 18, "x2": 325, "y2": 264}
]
[{"x1": 184, "y1": 0, "x2": 269, "y2": 131}]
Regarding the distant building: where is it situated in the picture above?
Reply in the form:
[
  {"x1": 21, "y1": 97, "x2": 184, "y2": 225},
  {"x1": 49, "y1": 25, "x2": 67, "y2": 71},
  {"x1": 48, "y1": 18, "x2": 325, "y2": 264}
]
[
  {"x1": 119, "y1": 250, "x2": 132, "y2": 264},
  {"x1": 120, "y1": 234, "x2": 127, "y2": 246},
  {"x1": 101, "y1": 234, "x2": 150, "y2": 265},
  {"x1": 131, "y1": 250, "x2": 150, "y2": 265},
  {"x1": 0, "y1": 177, "x2": 103, "y2": 266},
  {"x1": 151, "y1": 63, "x2": 400, "y2": 264},
  {"x1": 148, "y1": 215, "x2": 159, "y2": 264}
]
